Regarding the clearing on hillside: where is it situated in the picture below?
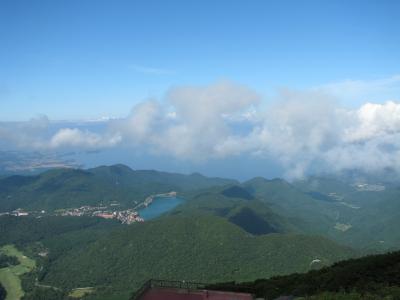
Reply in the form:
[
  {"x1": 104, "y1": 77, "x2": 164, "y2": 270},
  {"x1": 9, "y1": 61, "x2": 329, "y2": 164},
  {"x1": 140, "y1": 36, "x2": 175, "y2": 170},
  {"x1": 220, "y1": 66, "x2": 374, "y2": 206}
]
[{"x1": 0, "y1": 245, "x2": 36, "y2": 300}]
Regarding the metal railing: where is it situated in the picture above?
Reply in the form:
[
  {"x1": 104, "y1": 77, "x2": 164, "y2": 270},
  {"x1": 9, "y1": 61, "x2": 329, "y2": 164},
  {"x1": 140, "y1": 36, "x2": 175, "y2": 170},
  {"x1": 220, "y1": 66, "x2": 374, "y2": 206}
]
[
  {"x1": 152, "y1": 279, "x2": 209, "y2": 290},
  {"x1": 130, "y1": 279, "x2": 211, "y2": 300}
]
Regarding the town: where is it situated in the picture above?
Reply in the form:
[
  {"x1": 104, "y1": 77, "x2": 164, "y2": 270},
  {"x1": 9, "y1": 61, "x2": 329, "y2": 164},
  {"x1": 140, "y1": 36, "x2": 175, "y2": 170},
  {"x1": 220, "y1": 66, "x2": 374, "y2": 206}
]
[
  {"x1": 0, "y1": 191, "x2": 179, "y2": 224},
  {"x1": 57, "y1": 206, "x2": 144, "y2": 224},
  {"x1": 0, "y1": 206, "x2": 144, "y2": 224}
]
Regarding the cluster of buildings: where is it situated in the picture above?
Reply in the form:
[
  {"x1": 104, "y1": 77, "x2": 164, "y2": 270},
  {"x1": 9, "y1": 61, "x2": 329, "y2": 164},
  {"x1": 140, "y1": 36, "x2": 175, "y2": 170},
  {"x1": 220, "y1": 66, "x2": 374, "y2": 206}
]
[
  {"x1": 353, "y1": 183, "x2": 385, "y2": 192},
  {"x1": 113, "y1": 209, "x2": 144, "y2": 224},
  {"x1": 1, "y1": 191, "x2": 179, "y2": 224},
  {"x1": 58, "y1": 206, "x2": 144, "y2": 224},
  {"x1": 0, "y1": 208, "x2": 31, "y2": 217}
]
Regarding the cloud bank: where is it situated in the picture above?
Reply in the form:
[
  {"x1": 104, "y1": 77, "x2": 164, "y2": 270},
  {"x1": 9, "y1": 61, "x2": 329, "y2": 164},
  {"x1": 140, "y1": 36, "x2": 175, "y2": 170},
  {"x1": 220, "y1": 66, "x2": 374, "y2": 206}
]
[
  {"x1": 1, "y1": 79, "x2": 400, "y2": 179},
  {"x1": 0, "y1": 116, "x2": 119, "y2": 151}
]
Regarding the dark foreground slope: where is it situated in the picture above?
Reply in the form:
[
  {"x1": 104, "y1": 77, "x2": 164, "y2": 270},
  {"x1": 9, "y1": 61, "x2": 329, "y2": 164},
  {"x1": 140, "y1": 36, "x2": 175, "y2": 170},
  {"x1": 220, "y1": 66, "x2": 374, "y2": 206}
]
[
  {"x1": 210, "y1": 250, "x2": 400, "y2": 299},
  {"x1": 0, "y1": 283, "x2": 5, "y2": 300}
]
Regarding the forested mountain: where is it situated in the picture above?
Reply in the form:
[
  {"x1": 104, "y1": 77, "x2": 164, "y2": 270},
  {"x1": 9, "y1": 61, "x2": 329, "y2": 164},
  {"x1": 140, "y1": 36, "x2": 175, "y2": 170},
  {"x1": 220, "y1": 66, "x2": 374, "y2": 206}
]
[
  {"x1": 37, "y1": 215, "x2": 354, "y2": 299},
  {"x1": 242, "y1": 177, "x2": 339, "y2": 235},
  {"x1": 172, "y1": 184, "x2": 298, "y2": 235},
  {"x1": 1, "y1": 166, "x2": 400, "y2": 299},
  {"x1": 0, "y1": 216, "x2": 124, "y2": 300},
  {"x1": 0, "y1": 215, "x2": 122, "y2": 247},
  {"x1": 242, "y1": 176, "x2": 400, "y2": 251},
  {"x1": 0, "y1": 164, "x2": 236, "y2": 211},
  {"x1": 2, "y1": 166, "x2": 400, "y2": 250},
  {"x1": 0, "y1": 213, "x2": 354, "y2": 300},
  {"x1": 210, "y1": 250, "x2": 400, "y2": 299}
]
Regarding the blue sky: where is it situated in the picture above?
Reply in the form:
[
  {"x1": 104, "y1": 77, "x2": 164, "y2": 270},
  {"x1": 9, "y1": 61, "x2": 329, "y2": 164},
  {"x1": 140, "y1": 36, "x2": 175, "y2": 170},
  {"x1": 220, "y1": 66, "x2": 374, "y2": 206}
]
[
  {"x1": 1, "y1": 0, "x2": 400, "y2": 121},
  {"x1": 2, "y1": 0, "x2": 400, "y2": 179}
]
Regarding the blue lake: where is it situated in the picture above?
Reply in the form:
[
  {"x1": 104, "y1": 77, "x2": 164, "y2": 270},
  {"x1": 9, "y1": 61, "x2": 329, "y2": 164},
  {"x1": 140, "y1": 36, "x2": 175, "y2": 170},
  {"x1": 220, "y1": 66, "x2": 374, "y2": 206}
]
[{"x1": 139, "y1": 197, "x2": 184, "y2": 220}]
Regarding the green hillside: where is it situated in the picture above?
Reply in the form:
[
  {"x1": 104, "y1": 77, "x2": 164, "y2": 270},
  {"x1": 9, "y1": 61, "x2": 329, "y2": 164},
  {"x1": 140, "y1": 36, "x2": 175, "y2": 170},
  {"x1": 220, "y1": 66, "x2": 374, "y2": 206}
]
[
  {"x1": 172, "y1": 184, "x2": 298, "y2": 235},
  {"x1": 0, "y1": 213, "x2": 355, "y2": 300},
  {"x1": 210, "y1": 249, "x2": 400, "y2": 299},
  {"x1": 242, "y1": 177, "x2": 340, "y2": 235},
  {"x1": 0, "y1": 165, "x2": 236, "y2": 212},
  {"x1": 36, "y1": 214, "x2": 354, "y2": 299},
  {"x1": 243, "y1": 176, "x2": 400, "y2": 251},
  {"x1": 0, "y1": 215, "x2": 125, "y2": 300},
  {"x1": 0, "y1": 215, "x2": 122, "y2": 248},
  {"x1": 2, "y1": 168, "x2": 400, "y2": 299},
  {"x1": 2, "y1": 168, "x2": 400, "y2": 252}
]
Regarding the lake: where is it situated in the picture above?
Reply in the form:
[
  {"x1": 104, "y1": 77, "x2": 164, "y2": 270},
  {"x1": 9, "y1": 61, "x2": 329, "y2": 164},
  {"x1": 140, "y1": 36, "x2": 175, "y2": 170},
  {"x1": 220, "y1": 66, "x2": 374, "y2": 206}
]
[{"x1": 139, "y1": 196, "x2": 184, "y2": 220}]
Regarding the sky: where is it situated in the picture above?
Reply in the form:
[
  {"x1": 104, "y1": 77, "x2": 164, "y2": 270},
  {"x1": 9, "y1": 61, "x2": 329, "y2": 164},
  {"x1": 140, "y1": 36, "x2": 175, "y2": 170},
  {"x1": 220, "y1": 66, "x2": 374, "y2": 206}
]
[{"x1": 1, "y1": 0, "x2": 400, "y2": 179}]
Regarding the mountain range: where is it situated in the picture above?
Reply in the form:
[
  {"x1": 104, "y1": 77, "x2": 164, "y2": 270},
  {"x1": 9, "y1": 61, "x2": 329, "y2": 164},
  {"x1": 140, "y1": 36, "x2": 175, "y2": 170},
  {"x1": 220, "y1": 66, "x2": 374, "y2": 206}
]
[{"x1": 0, "y1": 164, "x2": 399, "y2": 299}]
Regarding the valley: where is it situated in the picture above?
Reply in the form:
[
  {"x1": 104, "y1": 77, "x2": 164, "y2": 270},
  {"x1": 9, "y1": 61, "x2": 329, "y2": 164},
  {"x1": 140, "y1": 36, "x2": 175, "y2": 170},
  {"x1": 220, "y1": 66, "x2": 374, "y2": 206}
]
[{"x1": 0, "y1": 165, "x2": 399, "y2": 299}]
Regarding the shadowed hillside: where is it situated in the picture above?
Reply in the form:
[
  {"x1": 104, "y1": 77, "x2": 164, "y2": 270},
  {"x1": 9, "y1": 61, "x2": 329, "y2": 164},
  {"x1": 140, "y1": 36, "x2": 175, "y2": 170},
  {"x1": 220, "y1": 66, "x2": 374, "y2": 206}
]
[{"x1": 209, "y1": 250, "x2": 400, "y2": 299}]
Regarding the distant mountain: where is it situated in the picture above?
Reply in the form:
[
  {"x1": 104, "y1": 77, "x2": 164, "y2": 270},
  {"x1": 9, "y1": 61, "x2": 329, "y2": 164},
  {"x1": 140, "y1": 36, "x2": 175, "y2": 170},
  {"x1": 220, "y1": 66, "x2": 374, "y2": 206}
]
[
  {"x1": 3, "y1": 166, "x2": 400, "y2": 252},
  {"x1": 221, "y1": 185, "x2": 254, "y2": 200},
  {"x1": 169, "y1": 175, "x2": 400, "y2": 251},
  {"x1": 292, "y1": 176, "x2": 355, "y2": 195},
  {"x1": 3, "y1": 169, "x2": 389, "y2": 300},
  {"x1": 0, "y1": 164, "x2": 236, "y2": 212},
  {"x1": 172, "y1": 184, "x2": 296, "y2": 235},
  {"x1": 242, "y1": 177, "x2": 339, "y2": 236}
]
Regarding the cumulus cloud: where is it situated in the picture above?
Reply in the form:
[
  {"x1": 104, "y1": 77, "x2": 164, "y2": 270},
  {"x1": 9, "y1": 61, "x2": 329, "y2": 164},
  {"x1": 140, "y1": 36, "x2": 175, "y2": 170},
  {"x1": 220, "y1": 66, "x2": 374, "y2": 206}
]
[
  {"x1": 1, "y1": 79, "x2": 400, "y2": 179},
  {"x1": 112, "y1": 81, "x2": 260, "y2": 160},
  {"x1": 0, "y1": 116, "x2": 120, "y2": 151},
  {"x1": 256, "y1": 97, "x2": 400, "y2": 178},
  {"x1": 49, "y1": 128, "x2": 121, "y2": 149},
  {"x1": 107, "y1": 81, "x2": 400, "y2": 178},
  {"x1": 344, "y1": 101, "x2": 400, "y2": 142}
]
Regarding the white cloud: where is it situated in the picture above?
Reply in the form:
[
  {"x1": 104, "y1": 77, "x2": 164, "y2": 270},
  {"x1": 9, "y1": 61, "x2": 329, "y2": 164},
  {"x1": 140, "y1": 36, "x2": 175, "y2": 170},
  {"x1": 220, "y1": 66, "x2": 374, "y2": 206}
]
[
  {"x1": 106, "y1": 80, "x2": 400, "y2": 179},
  {"x1": 344, "y1": 101, "x2": 400, "y2": 142},
  {"x1": 253, "y1": 98, "x2": 400, "y2": 179},
  {"x1": 1, "y1": 79, "x2": 400, "y2": 179},
  {"x1": 49, "y1": 128, "x2": 121, "y2": 149},
  {"x1": 0, "y1": 116, "x2": 120, "y2": 151},
  {"x1": 112, "y1": 81, "x2": 260, "y2": 160},
  {"x1": 114, "y1": 100, "x2": 163, "y2": 143}
]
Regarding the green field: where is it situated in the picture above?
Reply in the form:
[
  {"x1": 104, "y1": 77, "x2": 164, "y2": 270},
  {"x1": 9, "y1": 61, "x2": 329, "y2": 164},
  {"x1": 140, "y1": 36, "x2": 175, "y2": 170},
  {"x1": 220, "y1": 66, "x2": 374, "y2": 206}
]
[
  {"x1": 69, "y1": 287, "x2": 95, "y2": 298},
  {"x1": 0, "y1": 245, "x2": 36, "y2": 300}
]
